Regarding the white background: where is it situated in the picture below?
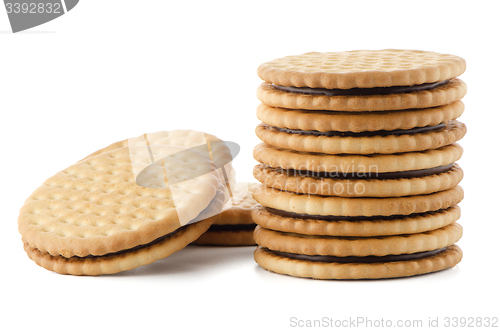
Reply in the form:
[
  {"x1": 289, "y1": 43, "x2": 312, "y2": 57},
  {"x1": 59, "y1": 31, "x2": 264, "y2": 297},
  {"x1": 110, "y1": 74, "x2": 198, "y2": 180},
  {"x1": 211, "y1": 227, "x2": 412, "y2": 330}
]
[{"x1": 1, "y1": 1, "x2": 499, "y2": 330}]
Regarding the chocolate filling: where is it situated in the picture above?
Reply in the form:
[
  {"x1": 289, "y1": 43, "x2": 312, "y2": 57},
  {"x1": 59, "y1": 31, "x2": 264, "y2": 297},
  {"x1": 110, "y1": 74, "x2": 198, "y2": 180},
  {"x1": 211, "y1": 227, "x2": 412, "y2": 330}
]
[
  {"x1": 282, "y1": 163, "x2": 454, "y2": 180},
  {"x1": 272, "y1": 80, "x2": 449, "y2": 96},
  {"x1": 208, "y1": 224, "x2": 257, "y2": 232},
  {"x1": 87, "y1": 227, "x2": 184, "y2": 258},
  {"x1": 267, "y1": 123, "x2": 447, "y2": 137},
  {"x1": 268, "y1": 247, "x2": 448, "y2": 263},
  {"x1": 265, "y1": 207, "x2": 437, "y2": 222}
]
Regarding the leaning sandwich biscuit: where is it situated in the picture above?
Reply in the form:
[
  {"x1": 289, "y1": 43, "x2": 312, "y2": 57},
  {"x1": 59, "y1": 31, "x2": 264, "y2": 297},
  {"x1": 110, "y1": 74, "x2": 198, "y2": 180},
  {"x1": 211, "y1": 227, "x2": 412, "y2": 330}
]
[{"x1": 19, "y1": 134, "x2": 228, "y2": 275}]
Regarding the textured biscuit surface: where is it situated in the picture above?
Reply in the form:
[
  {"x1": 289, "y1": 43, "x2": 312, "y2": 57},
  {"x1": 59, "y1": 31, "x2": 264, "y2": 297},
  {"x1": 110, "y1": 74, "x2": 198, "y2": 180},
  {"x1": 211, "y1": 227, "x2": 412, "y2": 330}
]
[
  {"x1": 83, "y1": 130, "x2": 233, "y2": 166},
  {"x1": 81, "y1": 130, "x2": 236, "y2": 203},
  {"x1": 257, "y1": 101, "x2": 464, "y2": 133},
  {"x1": 256, "y1": 120, "x2": 466, "y2": 155},
  {"x1": 254, "y1": 222, "x2": 462, "y2": 256},
  {"x1": 254, "y1": 245, "x2": 462, "y2": 279},
  {"x1": 214, "y1": 182, "x2": 259, "y2": 225},
  {"x1": 257, "y1": 50, "x2": 466, "y2": 89},
  {"x1": 24, "y1": 217, "x2": 214, "y2": 275},
  {"x1": 254, "y1": 143, "x2": 463, "y2": 174},
  {"x1": 19, "y1": 146, "x2": 221, "y2": 258},
  {"x1": 253, "y1": 185, "x2": 464, "y2": 217},
  {"x1": 257, "y1": 79, "x2": 467, "y2": 111},
  {"x1": 253, "y1": 164, "x2": 463, "y2": 197},
  {"x1": 252, "y1": 205, "x2": 461, "y2": 237}
]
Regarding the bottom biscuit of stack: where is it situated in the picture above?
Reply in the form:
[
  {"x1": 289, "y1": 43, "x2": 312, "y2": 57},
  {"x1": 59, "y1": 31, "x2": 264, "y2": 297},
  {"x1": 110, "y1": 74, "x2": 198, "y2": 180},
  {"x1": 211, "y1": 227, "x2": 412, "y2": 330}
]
[{"x1": 251, "y1": 185, "x2": 464, "y2": 280}]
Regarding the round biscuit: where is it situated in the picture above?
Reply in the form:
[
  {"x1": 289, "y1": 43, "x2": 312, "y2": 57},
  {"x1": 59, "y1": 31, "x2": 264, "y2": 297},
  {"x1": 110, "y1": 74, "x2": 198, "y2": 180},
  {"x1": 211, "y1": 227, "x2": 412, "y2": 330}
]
[
  {"x1": 256, "y1": 101, "x2": 465, "y2": 132},
  {"x1": 252, "y1": 205, "x2": 461, "y2": 237},
  {"x1": 252, "y1": 185, "x2": 464, "y2": 217},
  {"x1": 257, "y1": 50, "x2": 466, "y2": 89},
  {"x1": 254, "y1": 245, "x2": 462, "y2": 279},
  {"x1": 255, "y1": 120, "x2": 466, "y2": 154},
  {"x1": 254, "y1": 222, "x2": 462, "y2": 256},
  {"x1": 257, "y1": 79, "x2": 467, "y2": 111},
  {"x1": 19, "y1": 146, "x2": 221, "y2": 258},
  {"x1": 253, "y1": 164, "x2": 464, "y2": 197},
  {"x1": 254, "y1": 142, "x2": 463, "y2": 174}
]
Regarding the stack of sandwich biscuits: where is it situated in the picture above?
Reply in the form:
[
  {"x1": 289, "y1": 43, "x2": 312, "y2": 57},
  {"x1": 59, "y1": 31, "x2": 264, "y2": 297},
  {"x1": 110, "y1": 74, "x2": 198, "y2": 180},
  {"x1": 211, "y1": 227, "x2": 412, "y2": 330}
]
[{"x1": 252, "y1": 50, "x2": 466, "y2": 279}]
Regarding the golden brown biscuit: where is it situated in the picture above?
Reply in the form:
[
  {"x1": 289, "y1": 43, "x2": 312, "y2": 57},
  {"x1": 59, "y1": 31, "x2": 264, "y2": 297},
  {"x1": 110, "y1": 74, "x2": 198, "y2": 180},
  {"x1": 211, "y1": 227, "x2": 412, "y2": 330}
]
[
  {"x1": 19, "y1": 143, "x2": 226, "y2": 275},
  {"x1": 255, "y1": 120, "x2": 466, "y2": 154},
  {"x1": 254, "y1": 223, "x2": 462, "y2": 256},
  {"x1": 253, "y1": 164, "x2": 464, "y2": 197},
  {"x1": 258, "y1": 50, "x2": 466, "y2": 89},
  {"x1": 254, "y1": 245, "x2": 462, "y2": 280},
  {"x1": 252, "y1": 204, "x2": 461, "y2": 237},
  {"x1": 256, "y1": 101, "x2": 464, "y2": 133},
  {"x1": 252, "y1": 184, "x2": 463, "y2": 217},
  {"x1": 194, "y1": 182, "x2": 259, "y2": 246},
  {"x1": 257, "y1": 79, "x2": 467, "y2": 111},
  {"x1": 24, "y1": 217, "x2": 215, "y2": 276},
  {"x1": 254, "y1": 143, "x2": 463, "y2": 174}
]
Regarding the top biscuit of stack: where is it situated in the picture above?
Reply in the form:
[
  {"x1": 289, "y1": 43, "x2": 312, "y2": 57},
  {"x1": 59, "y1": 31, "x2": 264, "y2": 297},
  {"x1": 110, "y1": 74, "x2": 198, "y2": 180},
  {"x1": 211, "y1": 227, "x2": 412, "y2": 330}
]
[{"x1": 257, "y1": 49, "x2": 466, "y2": 111}]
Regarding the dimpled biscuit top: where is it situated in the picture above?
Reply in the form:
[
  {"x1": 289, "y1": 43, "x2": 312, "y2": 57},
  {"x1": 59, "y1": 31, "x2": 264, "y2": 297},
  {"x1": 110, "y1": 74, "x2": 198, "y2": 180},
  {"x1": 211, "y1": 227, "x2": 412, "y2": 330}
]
[
  {"x1": 257, "y1": 50, "x2": 466, "y2": 89},
  {"x1": 83, "y1": 130, "x2": 234, "y2": 167},
  {"x1": 18, "y1": 145, "x2": 221, "y2": 258}
]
